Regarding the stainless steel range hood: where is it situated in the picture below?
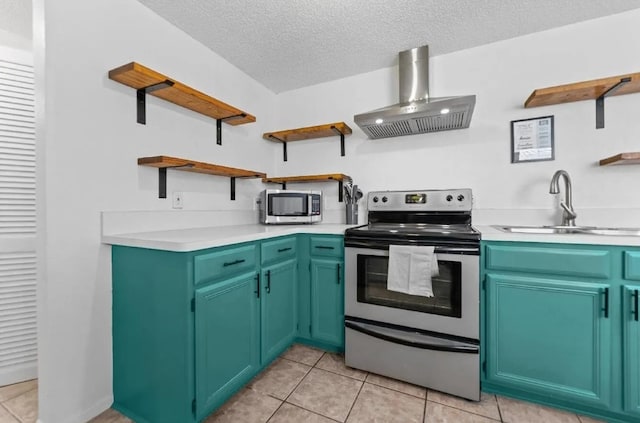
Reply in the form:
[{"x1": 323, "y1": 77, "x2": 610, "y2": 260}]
[{"x1": 354, "y1": 45, "x2": 476, "y2": 139}]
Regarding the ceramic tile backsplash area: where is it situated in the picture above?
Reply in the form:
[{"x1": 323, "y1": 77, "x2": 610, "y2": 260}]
[{"x1": 81, "y1": 344, "x2": 605, "y2": 423}]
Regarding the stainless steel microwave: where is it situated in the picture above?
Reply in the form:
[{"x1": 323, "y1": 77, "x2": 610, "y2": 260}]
[{"x1": 259, "y1": 189, "x2": 322, "y2": 224}]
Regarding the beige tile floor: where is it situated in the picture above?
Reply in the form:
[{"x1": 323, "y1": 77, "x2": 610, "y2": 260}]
[{"x1": 0, "y1": 345, "x2": 607, "y2": 423}]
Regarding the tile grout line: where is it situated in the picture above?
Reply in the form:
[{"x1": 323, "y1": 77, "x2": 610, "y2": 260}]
[
  {"x1": 364, "y1": 376, "x2": 427, "y2": 400},
  {"x1": 425, "y1": 389, "x2": 505, "y2": 423},
  {"x1": 0, "y1": 402, "x2": 22, "y2": 423},
  {"x1": 422, "y1": 390, "x2": 428, "y2": 422},
  {"x1": 255, "y1": 353, "x2": 318, "y2": 423},
  {"x1": 277, "y1": 354, "x2": 326, "y2": 419},
  {"x1": 281, "y1": 351, "x2": 357, "y2": 422},
  {"x1": 342, "y1": 378, "x2": 366, "y2": 423},
  {"x1": 312, "y1": 353, "x2": 369, "y2": 382},
  {"x1": 426, "y1": 397, "x2": 503, "y2": 422},
  {"x1": 495, "y1": 395, "x2": 505, "y2": 422},
  {"x1": 280, "y1": 355, "x2": 322, "y2": 368}
]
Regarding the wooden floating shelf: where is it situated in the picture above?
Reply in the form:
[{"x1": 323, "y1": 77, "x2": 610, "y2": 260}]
[
  {"x1": 109, "y1": 62, "x2": 255, "y2": 144},
  {"x1": 525, "y1": 72, "x2": 640, "y2": 129},
  {"x1": 262, "y1": 173, "x2": 352, "y2": 202},
  {"x1": 263, "y1": 122, "x2": 352, "y2": 161},
  {"x1": 599, "y1": 152, "x2": 640, "y2": 166},
  {"x1": 138, "y1": 156, "x2": 265, "y2": 200}
]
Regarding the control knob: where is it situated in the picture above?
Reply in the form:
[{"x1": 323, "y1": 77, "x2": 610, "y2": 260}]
[
  {"x1": 457, "y1": 195, "x2": 465, "y2": 202},
  {"x1": 382, "y1": 196, "x2": 388, "y2": 203},
  {"x1": 372, "y1": 196, "x2": 379, "y2": 203},
  {"x1": 446, "y1": 195, "x2": 453, "y2": 202}
]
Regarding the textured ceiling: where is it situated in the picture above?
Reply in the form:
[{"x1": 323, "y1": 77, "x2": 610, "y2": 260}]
[
  {"x1": 0, "y1": 0, "x2": 31, "y2": 40},
  {"x1": 138, "y1": 0, "x2": 640, "y2": 93}
]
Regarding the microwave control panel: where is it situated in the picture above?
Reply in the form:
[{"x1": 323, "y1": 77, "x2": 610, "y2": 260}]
[{"x1": 311, "y1": 194, "x2": 321, "y2": 215}]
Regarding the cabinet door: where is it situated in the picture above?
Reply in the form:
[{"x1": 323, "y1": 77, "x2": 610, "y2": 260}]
[
  {"x1": 261, "y1": 258, "x2": 297, "y2": 364},
  {"x1": 195, "y1": 271, "x2": 260, "y2": 419},
  {"x1": 310, "y1": 258, "x2": 344, "y2": 348},
  {"x1": 485, "y1": 274, "x2": 611, "y2": 409},
  {"x1": 624, "y1": 285, "x2": 640, "y2": 416}
]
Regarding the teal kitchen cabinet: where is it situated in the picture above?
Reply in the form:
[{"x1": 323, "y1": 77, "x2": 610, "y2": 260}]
[
  {"x1": 482, "y1": 241, "x2": 640, "y2": 423},
  {"x1": 623, "y1": 251, "x2": 640, "y2": 417},
  {"x1": 112, "y1": 246, "x2": 197, "y2": 423},
  {"x1": 296, "y1": 235, "x2": 345, "y2": 351},
  {"x1": 261, "y1": 258, "x2": 298, "y2": 364},
  {"x1": 310, "y1": 257, "x2": 344, "y2": 346},
  {"x1": 623, "y1": 285, "x2": 640, "y2": 417},
  {"x1": 112, "y1": 236, "x2": 300, "y2": 423},
  {"x1": 484, "y1": 273, "x2": 611, "y2": 409},
  {"x1": 195, "y1": 271, "x2": 260, "y2": 419}
]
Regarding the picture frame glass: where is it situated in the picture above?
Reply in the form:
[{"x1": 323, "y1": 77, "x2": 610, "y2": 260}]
[{"x1": 511, "y1": 115, "x2": 554, "y2": 163}]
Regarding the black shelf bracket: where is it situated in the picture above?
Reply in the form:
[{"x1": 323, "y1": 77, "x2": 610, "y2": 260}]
[
  {"x1": 269, "y1": 135, "x2": 288, "y2": 161},
  {"x1": 338, "y1": 180, "x2": 344, "y2": 202},
  {"x1": 136, "y1": 80, "x2": 174, "y2": 125},
  {"x1": 230, "y1": 177, "x2": 236, "y2": 201},
  {"x1": 331, "y1": 125, "x2": 346, "y2": 157},
  {"x1": 595, "y1": 77, "x2": 631, "y2": 129},
  {"x1": 281, "y1": 182, "x2": 287, "y2": 190},
  {"x1": 216, "y1": 113, "x2": 247, "y2": 145},
  {"x1": 156, "y1": 164, "x2": 194, "y2": 198}
]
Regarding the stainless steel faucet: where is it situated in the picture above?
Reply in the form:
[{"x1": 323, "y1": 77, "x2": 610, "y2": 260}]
[{"x1": 549, "y1": 170, "x2": 577, "y2": 226}]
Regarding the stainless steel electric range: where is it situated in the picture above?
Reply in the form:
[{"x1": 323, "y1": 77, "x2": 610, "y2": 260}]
[{"x1": 344, "y1": 188, "x2": 481, "y2": 401}]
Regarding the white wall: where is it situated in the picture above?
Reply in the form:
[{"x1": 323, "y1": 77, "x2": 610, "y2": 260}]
[
  {"x1": 275, "y1": 9, "x2": 640, "y2": 225},
  {"x1": 35, "y1": 0, "x2": 278, "y2": 421}
]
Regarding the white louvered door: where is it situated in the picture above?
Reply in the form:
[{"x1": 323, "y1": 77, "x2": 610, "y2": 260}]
[{"x1": 0, "y1": 47, "x2": 37, "y2": 386}]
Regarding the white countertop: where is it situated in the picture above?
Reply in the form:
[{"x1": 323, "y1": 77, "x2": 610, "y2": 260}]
[
  {"x1": 102, "y1": 224, "x2": 356, "y2": 252},
  {"x1": 476, "y1": 225, "x2": 640, "y2": 246},
  {"x1": 102, "y1": 221, "x2": 640, "y2": 252}
]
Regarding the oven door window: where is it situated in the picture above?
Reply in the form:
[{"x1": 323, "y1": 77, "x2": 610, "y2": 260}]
[
  {"x1": 356, "y1": 254, "x2": 462, "y2": 318},
  {"x1": 268, "y1": 194, "x2": 308, "y2": 216}
]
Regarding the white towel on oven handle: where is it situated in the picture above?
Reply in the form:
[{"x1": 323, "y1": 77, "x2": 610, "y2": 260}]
[{"x1": 387, "y1": 245, "x2": 438, "y2": 297}]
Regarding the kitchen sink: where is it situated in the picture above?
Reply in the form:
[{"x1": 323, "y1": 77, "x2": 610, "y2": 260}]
[
  {"x1": 494, "y1": 225, "x2": 640, "y2": 236},
  {"x1": 579, "y1": 228, "x2": 640, "y2": 236}
]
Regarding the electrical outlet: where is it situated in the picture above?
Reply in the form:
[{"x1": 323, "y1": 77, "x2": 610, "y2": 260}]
[{"x1": 172, "y1": 192, "x2": 183, "y2": 209}]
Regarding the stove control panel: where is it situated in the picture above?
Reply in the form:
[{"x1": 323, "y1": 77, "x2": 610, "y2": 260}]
[{"x1": 368, "y1": 189, "x2": 473, "y2": 212}]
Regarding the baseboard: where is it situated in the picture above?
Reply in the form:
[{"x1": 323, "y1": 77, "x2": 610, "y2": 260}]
[{"x1": 37, "y1": 395, "x2": 113, "y2": 423}]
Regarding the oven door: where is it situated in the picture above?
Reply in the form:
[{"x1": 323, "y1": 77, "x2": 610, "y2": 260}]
[{"x1": 345, "y1": 245, "x2": 479, "y2": 339}]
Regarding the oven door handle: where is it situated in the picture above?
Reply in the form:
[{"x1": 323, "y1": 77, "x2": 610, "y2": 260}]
[
  {"x1": 345, "y1": 320, "x2": 479, "y2": 354},
  {"x1": 344, "y1": 240, "x2": 479, "y2": 255}
]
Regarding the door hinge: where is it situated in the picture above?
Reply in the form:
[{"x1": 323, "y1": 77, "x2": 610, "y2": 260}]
[
  {"x1": 192, "y1": 398, "x2": 196, "y2": 416},
  {"x1": 191, "y1": 298, "x2": 195, "y2": 312},
  {"x1": 308, "y1": 263, "x2": 311, "y2": 272},
  {"x1": 482, "y1": 360, "x2": 487, "y2": 374},
  {"x1": 482, "y1": 277, "x2": 486, "y2": 290}
]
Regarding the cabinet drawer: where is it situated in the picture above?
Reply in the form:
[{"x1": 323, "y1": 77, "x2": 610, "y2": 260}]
[
  {"x1": 485, "y1": 245, "x2": 610, "y2": 279},
  {"x1": 310, "y1": 236, "x2": 343, "y2": 258},
  {"x1": 194, "y1": 244, "x2": 257, "y2": 284},
  {"x1": 624, "y1": 251, "x2": 640, "y2": 281},
  {"x1": 261, "y1": 237, "x2": 297, "y2": 265}
]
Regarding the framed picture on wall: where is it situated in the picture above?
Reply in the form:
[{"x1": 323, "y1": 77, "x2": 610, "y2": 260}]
[{"x1": 510, "y1": 115, "x2": 554, "y2": 163}]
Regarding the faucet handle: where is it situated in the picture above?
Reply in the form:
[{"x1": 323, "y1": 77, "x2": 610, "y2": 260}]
[{"x1": 560, "y1": 202, "x2": 577, "y2": 219}]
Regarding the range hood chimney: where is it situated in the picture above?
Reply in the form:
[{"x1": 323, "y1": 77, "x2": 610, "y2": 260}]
[{"x1": 354, "y1": 45, "x2": 476, "y2": 139}]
